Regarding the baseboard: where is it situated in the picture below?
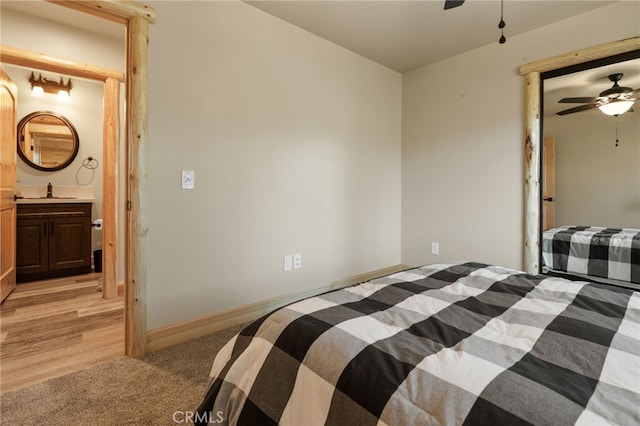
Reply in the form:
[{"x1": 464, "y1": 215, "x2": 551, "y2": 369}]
[{"x1": 145, "y1": 264, "x2": 409, "y2": 353}]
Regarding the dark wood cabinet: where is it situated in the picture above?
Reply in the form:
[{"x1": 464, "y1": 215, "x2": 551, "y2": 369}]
[{"x1": 17, "y1": 203, "x2": 92, "y2": 282}]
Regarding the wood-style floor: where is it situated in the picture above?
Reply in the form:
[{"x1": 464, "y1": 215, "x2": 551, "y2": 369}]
[{"x1": 0, "y1": 273, "x2": 124, "y2": 393}]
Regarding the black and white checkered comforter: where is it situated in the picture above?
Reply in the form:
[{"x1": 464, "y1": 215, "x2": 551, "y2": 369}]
[
  {"x1": 196, "y1": 262, "x2": 640, "y2": 425},
  {"x1": 542, "y1": 226, "x2": 640, "y2": 284}
]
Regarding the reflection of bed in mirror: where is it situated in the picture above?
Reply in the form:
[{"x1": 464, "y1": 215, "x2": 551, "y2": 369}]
[{"x1": 542, "y1": 226, "x2": 640, "y2": 290}]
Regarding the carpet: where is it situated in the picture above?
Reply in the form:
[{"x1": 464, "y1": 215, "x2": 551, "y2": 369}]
[{"x1": 0, "y1": 324, "x2": 245, "y2": 425}]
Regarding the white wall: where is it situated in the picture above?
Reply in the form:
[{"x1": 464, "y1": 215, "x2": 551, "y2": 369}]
[
  {"x1": 0, "y1": 8, "x2": 124, "y2": 71},
  {"x1": 401, "y1": 1, "x2": 640, "y2": 270},
  {"x1": 545, "y1": 111, "x2": 639, "y2": 229},
  {"x1": 147, "y1": 2, "x2": 402, "y2": 328},
  {"x1": 1, "y1": 7, "x2": 126, "y2": 277}
]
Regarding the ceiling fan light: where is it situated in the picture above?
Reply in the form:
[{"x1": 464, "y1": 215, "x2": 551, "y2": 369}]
[{"x1": 598, "y1": 100, "x2": 634, "y2": 116}]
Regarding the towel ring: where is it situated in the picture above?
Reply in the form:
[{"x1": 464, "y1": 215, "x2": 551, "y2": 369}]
[{"x1": 82, "y1": 156, "x2": 99, "y2": 170}]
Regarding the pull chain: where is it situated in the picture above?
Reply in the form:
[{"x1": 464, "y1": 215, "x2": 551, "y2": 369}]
[
  {"x1": 615, "y1": 120, "x2": 619, "y2": 147},
  {"x1": 498, "y1": 0, "x2": 506, "y2": 44}
]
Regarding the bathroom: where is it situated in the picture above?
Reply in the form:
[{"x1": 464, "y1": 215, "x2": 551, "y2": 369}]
[
  {"x1": 2, "y1": 4, "x2": 127, "y2": 289},
  {"x1": 11, "y1": 65, "x2": 105, "y2": 275}
]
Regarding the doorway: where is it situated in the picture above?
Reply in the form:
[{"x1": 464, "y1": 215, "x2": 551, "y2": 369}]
[
  {"x1": 2, "y1": 59, "x2": 121, "y2": 294},
  {"x1": 46, "y1": 0, "x2": 154, "y2": 358},
  {"x1": 1, "y1": 1, "x2": 154, "y2": 357},
  {"x1": 0, "y1": 13, "x2": 124, "y2": 390}
]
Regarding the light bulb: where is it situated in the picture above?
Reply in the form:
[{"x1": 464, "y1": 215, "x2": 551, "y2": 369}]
[{"x1": 599, "y1": 100, "x2": 634, "y2": 116}]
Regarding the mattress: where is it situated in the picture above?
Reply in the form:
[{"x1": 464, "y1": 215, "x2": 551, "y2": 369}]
[{"x1": 196, "y1": 261, "x2": 640, "y2": 425}]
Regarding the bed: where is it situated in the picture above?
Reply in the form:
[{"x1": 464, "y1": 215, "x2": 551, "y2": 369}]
[
  {"x1": 196, "y1": 261, "x2": 639, "y2": 425},
  {"x1": 542, "y1": 226, "x2": 640, "y2": 285}
]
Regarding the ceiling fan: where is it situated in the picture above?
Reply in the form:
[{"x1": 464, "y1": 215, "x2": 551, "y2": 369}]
[
  {"x1": 443, "y1": 0, "x2": 507, "y2": 43},
  {"x1": 557, "y1": 73, "x2": 639, "y2": 116},
  {"x1": 444, "y1": 0, "x2": 465, "y2": 9}
]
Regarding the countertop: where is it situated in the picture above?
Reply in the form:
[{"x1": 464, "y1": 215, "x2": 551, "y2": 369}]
[{"x1": 17, "y1": 197, "x2": 96, "y2": 204}]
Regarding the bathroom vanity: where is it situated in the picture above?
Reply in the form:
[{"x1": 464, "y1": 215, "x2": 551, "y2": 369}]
[{"x1": 16, "y1": 201, "x2": 93, "y2": 282}]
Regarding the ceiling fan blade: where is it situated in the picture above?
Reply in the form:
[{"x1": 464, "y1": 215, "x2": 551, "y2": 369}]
[
  {"x1": 444, "y1": 0, "x2": 465, "y2": 10},
  {"x1": 558, "y1": 97, "x2": 597, "y2": 104},
  {"x1": 556, "y1": 103, "x2": 597, "y2": 116}
]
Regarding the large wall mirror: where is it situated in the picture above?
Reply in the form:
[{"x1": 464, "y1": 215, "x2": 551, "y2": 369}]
[
  {"x1": 542, "y1": 53, "x2": 639, "y2": 231},
  {"x1": 520, "y1": 37, "x2": 639, "y2": 284},
  {"x1": 17, "y1": 110, "x2": 79, "y2": 171}
]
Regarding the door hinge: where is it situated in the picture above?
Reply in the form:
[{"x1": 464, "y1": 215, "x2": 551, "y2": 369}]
[{"x1": 127, "y1": 200, "x2": 132, "y2": 211}]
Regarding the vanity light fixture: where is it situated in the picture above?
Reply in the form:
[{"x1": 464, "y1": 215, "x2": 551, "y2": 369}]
[
  {"x1": 31, "y1": 84, "x2": 45, "y2": 96},
  {"x1": 29, "y1": 72, "x2": 72, "y2": 100},
  {"x1": 598, "y1": 99, "x2": 634, "y2": 116}
]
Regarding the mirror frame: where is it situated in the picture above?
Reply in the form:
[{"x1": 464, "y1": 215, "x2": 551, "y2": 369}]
[
  {"x1": 519, "y1": 37, "x2": 640, "y2": 274},
  {"x1": 16, "y1": 110, "x2": 80, "y2": 172}
]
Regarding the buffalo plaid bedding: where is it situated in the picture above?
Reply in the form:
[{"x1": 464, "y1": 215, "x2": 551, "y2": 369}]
[
  {"x1": 196, "y1": 261, "x2": 640, "y2": 425},
  {"x1": 542, "y1": 226, "x2": 640, "y2": 284}
]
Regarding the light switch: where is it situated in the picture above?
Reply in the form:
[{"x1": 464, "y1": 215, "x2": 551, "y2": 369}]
[
  {"x1": 181, "y1": 170, "x2": 195, "y2": 190},
  {"x1": 431, "y1": 242, "x2": 439, "y2": 255},
  {"x1": 283, "y1": 255, "x2": 293, "y2": 272}
]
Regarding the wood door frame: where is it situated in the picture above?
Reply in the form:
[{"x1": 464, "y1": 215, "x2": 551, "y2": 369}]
[
  {"x1": 542, "y1": 137, "x2": 555, "y2": 232},
  {"x1": 519, "y1": 36, "x2": 640, "y2": 274},
  {"x1": 0, "y1": 68, "x2": 17, "y2": 303},
  {"x1": 45, "y1": 0, "x2": 154, "y2": 356}
]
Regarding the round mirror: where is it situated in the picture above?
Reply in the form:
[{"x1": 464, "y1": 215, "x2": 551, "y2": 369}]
[{"x1": 17, "y1": 111, "x2": 79, "y2": 171}]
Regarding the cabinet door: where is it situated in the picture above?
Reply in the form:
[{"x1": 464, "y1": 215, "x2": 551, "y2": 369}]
[
  {"x1": 16, "y1": 217, "x2": 48, "y2": 276},
  {"x1": 49, "y1": 216, "x2": 91, "y2": 272}
]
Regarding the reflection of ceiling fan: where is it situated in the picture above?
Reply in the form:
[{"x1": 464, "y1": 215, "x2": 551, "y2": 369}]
[
  {"x1": 444, "y1": 0, "x2": 465, "y2": 9},
  {"x1": 557, "y1": 73, "x2": 639, "y2": 116}
]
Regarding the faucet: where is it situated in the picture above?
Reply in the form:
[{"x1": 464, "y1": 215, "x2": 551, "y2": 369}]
[{"x1": 47, "y1": 182, "x2": 53, "y2": 198}]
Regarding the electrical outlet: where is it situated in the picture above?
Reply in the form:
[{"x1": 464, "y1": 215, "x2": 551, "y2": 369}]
[
  {"x1": 181, "y1": 170, "x2": 195, "y2": 190},
  {"x1": 431, "y1": 242, "x2": 440, "y2": 255},
  {"x1": 293, "y1": 253, "x2": 302, "y2": 269},
  {"x1": 283, "y1": 255, "x2": 293, "y2": 271}
]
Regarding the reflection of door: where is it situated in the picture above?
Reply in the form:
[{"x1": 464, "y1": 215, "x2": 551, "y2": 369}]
[
  {"x1": 543, "y1": 137, "x2": 555, "y2": 231},
  {"x1": 1, "y1": 67, "x2": 17, "y2": 303}
]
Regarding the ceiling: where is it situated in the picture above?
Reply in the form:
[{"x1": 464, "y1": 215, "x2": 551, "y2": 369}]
[
  {"x1": 3, "y1": 1, "x2": 616, "y2": 73},
  {"x1": 245, "y1": 0, "x2": 616, "y2": 72}
]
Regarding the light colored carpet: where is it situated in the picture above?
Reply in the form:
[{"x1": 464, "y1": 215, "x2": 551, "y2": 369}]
[{"x1": 0, "y1": 324, "x2": 245, "y2": 425}]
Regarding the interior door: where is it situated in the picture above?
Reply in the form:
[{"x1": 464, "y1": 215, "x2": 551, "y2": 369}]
[
  {"x1": 1, "y1": 67, "x2": 18, "y2": 303},
  {"x1": 542, "y1": 136, "x2": 556, "y2": 231}
]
